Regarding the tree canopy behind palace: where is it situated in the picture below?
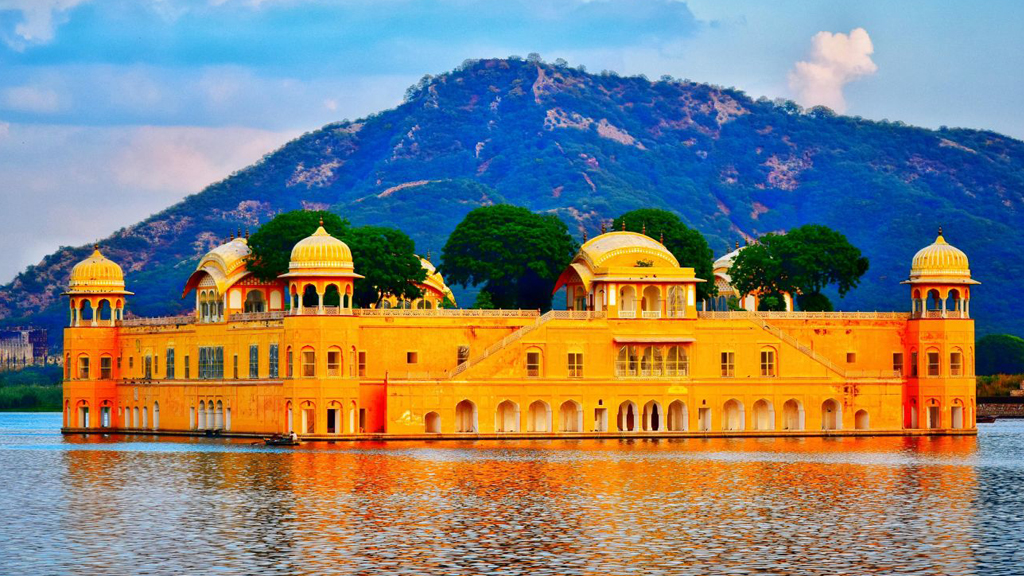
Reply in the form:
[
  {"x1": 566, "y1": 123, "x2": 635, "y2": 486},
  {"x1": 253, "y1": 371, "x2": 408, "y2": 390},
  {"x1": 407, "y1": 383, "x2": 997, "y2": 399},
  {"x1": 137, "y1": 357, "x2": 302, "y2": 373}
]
[
  {"x1": 440, "y1": 205, "x2": 577, "y2": 310},
  {"x1": 247, "y1": 210, "x2": 425, "y2": 307},
  {"x1": 977, "y1": 334, "x2": 1024, "y2": 376},
  {"x1": 728, "y1": 225, "x2": 869, "y2": 311},
  {"x1": 611, "y1": 209, "x2": 717, "y2": 301}
]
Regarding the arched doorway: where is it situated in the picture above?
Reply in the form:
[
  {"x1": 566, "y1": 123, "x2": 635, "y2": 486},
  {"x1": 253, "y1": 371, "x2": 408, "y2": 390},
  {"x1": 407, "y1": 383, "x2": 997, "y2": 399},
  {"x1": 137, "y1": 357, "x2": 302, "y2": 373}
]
[
  {"x1": 782, "y1": 399, "x2": 804, "y2": 431},
  {"x1": 425, "y1": 411, "x2": 441, "y2": 433},
  {"x1": 821, "y1": 399, "x2": 841, "y2": 430},
  {"x1": 215, "y1": 400, "x2": 224, "y2": 429},
  {"x1": 152, "y1": 402, "x2": 160, "y2": 430},
  {"x1": 642, "y1": 286, "x2": 661, "y2": 317},
  {"x1": 951, "y1": 400, "x2": 965, "y2": 429},
  {"x1": 455, "y1": 400, "x2": 477, "y2": 433},
  {"x1": 667, "y1": 400, "x2": 687, "y2": 431},
  {"x1": 723, "y1": 399, "x2": 744, "y2": 431},
  {"x1": 855, "y1": 409, "x2": 870, "y2": 430},
  {"x1": 642, "y1": 400, "x2": 662, "y2": 431},
  {"x1": 198, "y1": 401, "x2": 207, "y2": 429},
  {"x1": 752, "y1": 399, "x2": 774, "y2": 431},
  {"x1": 496, "y1": 400, "x2": 520, "y2": 432},
  {"x1": 617, "y1": 401, "x2": 638, "y2": 432},
  {"x1": 559, "y1": 400, "x2": 582, "y2": 432},
  {"x1": 245, "y1": 290, "x2": 266, "y2": 313},
  {"x1": 527, "y1": 401, "x2": 551, "y2": 432}
]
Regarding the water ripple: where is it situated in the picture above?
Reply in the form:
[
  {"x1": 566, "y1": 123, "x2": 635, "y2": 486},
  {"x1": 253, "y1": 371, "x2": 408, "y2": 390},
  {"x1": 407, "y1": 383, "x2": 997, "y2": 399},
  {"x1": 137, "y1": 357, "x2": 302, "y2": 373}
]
[{"x1": 1, "y1": 414, "x2": 1023, "y2": 575}]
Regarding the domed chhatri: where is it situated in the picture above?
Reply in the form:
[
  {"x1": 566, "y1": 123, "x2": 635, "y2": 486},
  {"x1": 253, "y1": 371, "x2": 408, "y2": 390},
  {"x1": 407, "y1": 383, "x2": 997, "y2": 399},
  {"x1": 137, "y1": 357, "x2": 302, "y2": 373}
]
[
  {"x1": 907, "y1": 229, "x2": 976, "y2": 283},
  {"x1": 282, "y1": 224, "x2": 355, "y2": 276},
  {"x1": 904, "y1": 229, "x2": 978, "y2": 320},
  {"x1": 66, "y1": 246, "x2": 131, "y2": 295},
  {"x1": 555, "y1": 230, "x2": 701, "y2": 318},
  {"x1": 577, "y1": 231, "x2": 679, "y2": 269}
]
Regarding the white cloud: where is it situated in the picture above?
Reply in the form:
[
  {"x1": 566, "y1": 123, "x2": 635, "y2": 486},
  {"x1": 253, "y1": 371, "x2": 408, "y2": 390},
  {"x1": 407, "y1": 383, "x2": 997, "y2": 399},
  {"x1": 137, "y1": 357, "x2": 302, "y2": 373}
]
[
  {"x1": 788, "y1": 27, "x2": 877, "y2": 113},
  {"x1": 0, "y1": 121, "x2": 9, "y2": 138},
  {"x1": 0, "y1": 0, "x2": 88, "y2": 50},
  {"x1": 2, "y1": 85, "x2": 62, "y2": 113}
]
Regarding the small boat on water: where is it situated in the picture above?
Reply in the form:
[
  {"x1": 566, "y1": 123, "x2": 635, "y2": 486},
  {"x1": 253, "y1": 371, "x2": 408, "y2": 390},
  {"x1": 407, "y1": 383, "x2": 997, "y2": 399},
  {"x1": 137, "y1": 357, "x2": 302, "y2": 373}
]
[
  {"x1": 264, "y1": 434, "x2": 301, "y2": 446},
  {"x1": 977, "y1": 415, "x2": 998, "y2": 424}
]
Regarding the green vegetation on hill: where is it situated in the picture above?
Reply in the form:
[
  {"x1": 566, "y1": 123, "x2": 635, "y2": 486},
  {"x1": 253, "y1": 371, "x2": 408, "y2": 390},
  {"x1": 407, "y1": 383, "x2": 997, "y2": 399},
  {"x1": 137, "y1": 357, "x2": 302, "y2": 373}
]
[{"x1": 1, "y1": 57, "x2": 1022, "y2": 345}]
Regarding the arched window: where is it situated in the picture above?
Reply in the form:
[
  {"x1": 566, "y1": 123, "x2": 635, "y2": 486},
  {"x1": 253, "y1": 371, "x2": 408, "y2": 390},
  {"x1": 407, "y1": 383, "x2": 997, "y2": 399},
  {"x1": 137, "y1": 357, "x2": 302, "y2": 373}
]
[
  {"x1": 616, "y1": 346, "x2": 639, "y2": 376},
  {"x1": 926, "y1": 289, "x2": 942, "y2": 313},
  {"x1": 667, "y1": 286, "x2": 685, "y2": 317},
  {"x1": 301, "y1": 347, "x2": 316, "y2": 377},
  {"x1": 666, "y1": 346, "x2": 688, "y2": 377},
  {"x1": 80, "y1": 300, "x2": 94, "y2": 322},
  {"x1": 619, "y1": 286, "x2": 636, "y2": 317},
  {"x1": 244, "y1": 290, "x2": 266, "y2": 313},
  {"x1": 525, "y1": 348, "x2": 542, "y2": 377},
  {"x1": 327, "y1": 346, "x2": 342, "y2": 376},
  {"x1": 302, "y1": 284, "x2": 319, "y2": 309},
  {"x1": 951, "y1": 399, "x2": 965, "y2": 429},
  {"x1": 198, "y1": 400, "x2": 206, "y2": 429},
  {"x1": 323, "y1": 284, "x2": 341, "y2": 308},
  {"x1": 760, "y1": 347, "x2": 777, "y2": 377},
  {"x1": 97, "y1": 299, "x2": 112, "y2": 323},
  {"x1": 640, "y1": 346, "x2": 663, "y2": 376},
  {"x1": 950, "y1": 348, "x2": 963, "y2": 376},
  {"x1": 77, "y1": 354, "x2": 90, "y2": 380},
  {"x1": 153, "y1": 402, "x2": 160, "y2": 430},
  {"x1": 926, "y1": 347, "x2": 941, "y2": 377},
  {"x1": 641, "y1": 285, "x2": 661, "y2": 316}
]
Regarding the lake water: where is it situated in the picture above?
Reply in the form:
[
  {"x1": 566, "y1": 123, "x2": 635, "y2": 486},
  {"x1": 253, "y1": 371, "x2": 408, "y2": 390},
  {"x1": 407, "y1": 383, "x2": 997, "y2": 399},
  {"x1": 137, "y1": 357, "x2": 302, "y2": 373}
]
[{"x1": 2, "y1": 413, "x2": 1023, "y2": 575}]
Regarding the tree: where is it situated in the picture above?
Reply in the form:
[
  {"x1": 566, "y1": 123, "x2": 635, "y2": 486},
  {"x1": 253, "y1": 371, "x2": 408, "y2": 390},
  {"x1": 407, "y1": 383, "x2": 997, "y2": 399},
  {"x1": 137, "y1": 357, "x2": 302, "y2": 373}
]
[
  {"x1": 345, "y1": 226, "x2": 426, "y2": 307},
  {"x1": 977, "y1": 334, "x2": 1024, "y2": 376},
  {"x1": 611, "y1": 209, "x2": 717, "y2": 301},
  {"x1": 728, "y1": 225, "x2": 869, "y2": 311},
  {"x1": 247, "y1": 211, "x2": 349, "y2": 281},
  {"x1": 440, "y1": 205, "x2": 576, "y2": 310},
  {"x1": 727, "y1": 239, "x2": 791, "y2": 311}
]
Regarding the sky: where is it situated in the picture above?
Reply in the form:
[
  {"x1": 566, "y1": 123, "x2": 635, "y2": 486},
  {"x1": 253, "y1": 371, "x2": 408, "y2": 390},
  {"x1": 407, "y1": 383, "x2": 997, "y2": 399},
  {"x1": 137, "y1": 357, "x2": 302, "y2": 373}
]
[{"x1": 0, "y1": 0, "x2": 1022, "y2": 283}]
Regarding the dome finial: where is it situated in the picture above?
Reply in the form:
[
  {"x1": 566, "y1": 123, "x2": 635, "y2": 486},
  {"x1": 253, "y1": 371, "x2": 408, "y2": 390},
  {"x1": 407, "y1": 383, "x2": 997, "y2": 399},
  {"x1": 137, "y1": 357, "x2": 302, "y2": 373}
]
[
  {"x1": 319, "y1": 216, "x2": 324, "y2": 227},
  {"x1": 229, "y1": 230, "x2": 234, "y2": 240},
  {"x1": 426, "y1": 250, "x2": 432, "y2": 262},
  {"x1": 601, "y1": 222, "x2": 607, "y2": 234},
  {"x1": 621, "y1": 219, "x2": 626, "y2": 232},
  {"x1": 93, "y1": 243, "x2": 99, "y2": 251},
  {"x1": 583, "y1": 229, "x2": 588, "y2": 242},
  {"x1": 660, "y1": 231, "x2": 664, "y2": 244},
  {"x1": 735, "y1": 240, "x2": 739, "y2": 250},
  {"x1": 642, "y1": 222, "x2": 646, "y2": 235},
  {"x1": 938, "y1": 225, "x2": 943, "y2": 236}
]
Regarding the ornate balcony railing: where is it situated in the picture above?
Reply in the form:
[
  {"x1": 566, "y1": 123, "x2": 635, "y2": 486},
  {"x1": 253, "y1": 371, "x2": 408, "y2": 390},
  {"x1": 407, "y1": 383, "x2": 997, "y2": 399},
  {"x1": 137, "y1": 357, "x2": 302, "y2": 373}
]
[
  {"x1": 119, "y1": 315, "x2": 196, "y2": 327},
  {"x1": 617, "y1": 310, "x2": 636, "y2": 319},
  {"x1": 642, "y1": 311, "x2": 662, "y2": 319},
  {"x1": 353, "y1": 308, "x2": 541, "y2": 318}
]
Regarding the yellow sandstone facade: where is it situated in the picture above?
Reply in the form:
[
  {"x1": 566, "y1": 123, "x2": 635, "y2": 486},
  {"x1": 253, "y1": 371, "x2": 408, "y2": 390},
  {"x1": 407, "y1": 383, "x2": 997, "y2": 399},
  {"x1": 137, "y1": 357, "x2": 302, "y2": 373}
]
[{"x1": 61, "y1": 226, "x2": 978, "y2": 438}]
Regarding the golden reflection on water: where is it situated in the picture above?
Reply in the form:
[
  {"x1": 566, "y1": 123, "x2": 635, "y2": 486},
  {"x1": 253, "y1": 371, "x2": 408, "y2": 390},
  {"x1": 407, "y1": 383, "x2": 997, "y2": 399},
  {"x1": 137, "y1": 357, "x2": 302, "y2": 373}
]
[{"x1": 25, "y1": 430, "x2": 1000, "y2": 575}]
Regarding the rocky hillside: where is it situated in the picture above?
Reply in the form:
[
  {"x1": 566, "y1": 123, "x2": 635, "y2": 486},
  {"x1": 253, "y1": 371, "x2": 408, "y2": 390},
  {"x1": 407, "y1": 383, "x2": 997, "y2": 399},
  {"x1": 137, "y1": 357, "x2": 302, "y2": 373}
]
[{"x1": 4, "y1": 57, "x2": 1023, "y2": 344}]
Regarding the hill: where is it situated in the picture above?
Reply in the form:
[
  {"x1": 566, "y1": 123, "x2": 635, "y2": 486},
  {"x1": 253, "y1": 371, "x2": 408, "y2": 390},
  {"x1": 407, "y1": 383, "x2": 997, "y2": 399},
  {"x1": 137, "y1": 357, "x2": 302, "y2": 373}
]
[{"x1": 3, "y1": 57, "x2": 1023, "y2": 345}]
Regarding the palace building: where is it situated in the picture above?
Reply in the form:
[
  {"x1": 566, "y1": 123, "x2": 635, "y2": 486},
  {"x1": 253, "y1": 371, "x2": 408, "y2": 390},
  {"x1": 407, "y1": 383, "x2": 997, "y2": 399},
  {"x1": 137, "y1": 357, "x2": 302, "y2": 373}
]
[{"x1": 61, "y1": 225, "x2": 977, "y2": 437}]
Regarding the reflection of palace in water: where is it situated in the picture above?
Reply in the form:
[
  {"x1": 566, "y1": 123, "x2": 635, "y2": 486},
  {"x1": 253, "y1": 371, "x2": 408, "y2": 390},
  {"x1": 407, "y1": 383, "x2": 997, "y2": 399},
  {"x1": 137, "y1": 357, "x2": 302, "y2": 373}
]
[{"x1": 61, "y1": 224, "x2": 977, "y2": 438}]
